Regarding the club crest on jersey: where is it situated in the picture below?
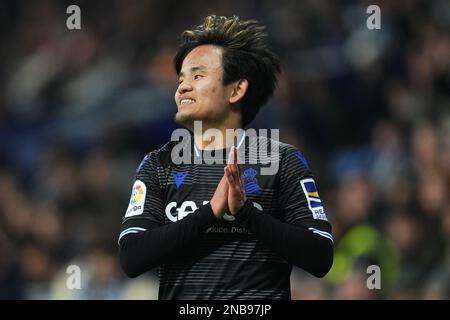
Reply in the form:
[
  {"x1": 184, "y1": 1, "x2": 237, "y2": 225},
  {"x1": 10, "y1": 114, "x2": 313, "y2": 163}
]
[
  {"x1": 172, "y1": 171, "x2": 188, "y2": 188},
  {"x1": 243, "y1": 168, "x2": 261, "y2": 194},
  {"x1": 125, "y1": 180, "x2": 146, "y2": 217},
  {"x1": 300, "y1": 178, "x2": 327, "y2": 221}
]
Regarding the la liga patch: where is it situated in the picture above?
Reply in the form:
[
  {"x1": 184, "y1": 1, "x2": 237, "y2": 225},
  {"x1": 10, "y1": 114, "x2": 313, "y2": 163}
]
[
  {"x1": 125, "y1": 179, "x2": 146, "y2": 217},
  {"x1": 300, "y1": 178, "x2": 328, "y2": 221}
]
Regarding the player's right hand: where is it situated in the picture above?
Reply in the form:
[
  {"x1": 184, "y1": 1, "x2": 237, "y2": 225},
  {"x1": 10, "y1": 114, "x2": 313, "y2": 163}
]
[
  {"x1": 225, "y1": 146, "x2": 247, "y2": 214},
  {"x1": 210, "y1": 174, "x2": 229, "y2": 218}
]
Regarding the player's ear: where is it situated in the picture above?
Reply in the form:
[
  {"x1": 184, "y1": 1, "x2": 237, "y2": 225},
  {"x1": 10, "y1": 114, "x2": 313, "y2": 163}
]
[{"x1": 229, "y1": 79, "x2": 248, "y2": 104}]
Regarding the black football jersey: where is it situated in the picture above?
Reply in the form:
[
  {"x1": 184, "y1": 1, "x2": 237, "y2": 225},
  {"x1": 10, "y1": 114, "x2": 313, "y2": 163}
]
[{"x1": 118, "y1": 133, "x2": 332, "y2": 299}]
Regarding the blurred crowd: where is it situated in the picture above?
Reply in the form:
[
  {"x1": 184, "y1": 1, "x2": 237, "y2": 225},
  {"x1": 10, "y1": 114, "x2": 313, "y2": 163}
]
[{"x1": 0, "y1": 0, "x2": 449, "y2": 299}]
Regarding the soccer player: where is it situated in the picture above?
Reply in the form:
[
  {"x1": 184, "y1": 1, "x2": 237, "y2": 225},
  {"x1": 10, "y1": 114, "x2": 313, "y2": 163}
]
[{"x1": 118, "y1": 15, "x2": 333, "y2": 300}]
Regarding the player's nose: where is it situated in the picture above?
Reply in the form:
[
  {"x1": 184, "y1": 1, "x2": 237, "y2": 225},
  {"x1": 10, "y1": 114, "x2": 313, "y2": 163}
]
[{"x1": 178, "y1": 81, "x2": 193, "y2": 94}]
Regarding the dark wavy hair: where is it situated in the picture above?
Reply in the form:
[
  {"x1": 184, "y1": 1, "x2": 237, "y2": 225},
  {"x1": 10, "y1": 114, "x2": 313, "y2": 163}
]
[{"x1": 174, "y1": 15, "x2": 281, "y2": 127}]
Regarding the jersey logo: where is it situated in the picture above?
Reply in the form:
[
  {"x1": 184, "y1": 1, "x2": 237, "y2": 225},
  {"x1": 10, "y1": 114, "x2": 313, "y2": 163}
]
[
  {"x1": 165, "y1": 201, "x2": 207, "y2": 222},
  {"x1": 300, "y1": 178, "x2": 327, "y2": 221},
  {"x1": 165, "y1": 201, "x2": 263, "y2": 222},
  {"x1": 243, "y1": 168, "x2": 261, "y2": 194},
  {"x1": 125, "y1": 180, "x2": 146, "y2": 217},
  {"x1": 172, "y1": 171, "x2": 188, "y2": 188},
  {"x1": 295, "y1": 151, "x2": 310, "y2": 170}
]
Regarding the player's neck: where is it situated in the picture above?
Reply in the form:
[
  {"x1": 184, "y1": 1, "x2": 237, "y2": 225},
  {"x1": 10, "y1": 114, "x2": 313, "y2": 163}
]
[{"x1": 193, "y1": 119, "x2": 243, "y2": 151}]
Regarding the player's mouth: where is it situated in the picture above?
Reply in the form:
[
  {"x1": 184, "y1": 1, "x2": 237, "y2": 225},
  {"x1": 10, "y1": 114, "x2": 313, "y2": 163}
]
[
  {"x1": 179, "y1": 96, "x2": 196, "y2": 108},
  {"x1": 179, "y1": 94, "x2": 195, "y2": 106}
]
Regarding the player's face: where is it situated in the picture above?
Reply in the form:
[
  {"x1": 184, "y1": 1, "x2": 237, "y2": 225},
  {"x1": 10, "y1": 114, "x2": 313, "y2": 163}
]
[{"x1": 174, "y1": 45, "x2": 234, "y2": 129}]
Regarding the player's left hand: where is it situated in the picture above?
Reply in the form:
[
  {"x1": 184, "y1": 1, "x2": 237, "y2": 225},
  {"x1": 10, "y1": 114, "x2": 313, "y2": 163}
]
[{"x1": 224, "y1": 146, "x2": 247, "y2": 215}]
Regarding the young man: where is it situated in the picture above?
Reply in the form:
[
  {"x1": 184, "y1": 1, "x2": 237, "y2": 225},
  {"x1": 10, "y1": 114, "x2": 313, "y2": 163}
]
[{"x1": 118, "y1": 15, "x2": 333, "y2": 300}]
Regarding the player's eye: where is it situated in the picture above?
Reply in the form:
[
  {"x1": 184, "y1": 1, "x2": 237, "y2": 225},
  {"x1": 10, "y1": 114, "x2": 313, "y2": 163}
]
[{"x1": 194, "y1": 74, "x2": 203, "y2": 80}]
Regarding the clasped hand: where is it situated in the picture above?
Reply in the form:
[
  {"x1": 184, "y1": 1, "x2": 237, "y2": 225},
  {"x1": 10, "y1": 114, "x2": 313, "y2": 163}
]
[{"x1": 210, "y1": 146, "x2": 247, "y2": 218}]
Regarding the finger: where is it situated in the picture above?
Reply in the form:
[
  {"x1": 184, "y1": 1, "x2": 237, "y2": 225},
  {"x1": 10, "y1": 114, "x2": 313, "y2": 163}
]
[
  {"x1": 235, "y1": 148, "x2": 243, "y2": 177},
  {"x1": 224, "y1": 166, "x2": 235, "y2": 186},
  {"x1": 224, "y1": 176, "x2": 230, "y2": 188},
  {"x1": 223, "y1": 166, "x2": 231, "y2": 185},
  {"x1": 233, "y1": 148, "x2": 245, "y2": 192},
  {"x1": 238, "y1": 163, "x2": 244, "y2": 179},
  {"x1": 229, "y1": 155, "x2": 236, "y2": 175},
  {"x1": 222, "y1": 174, "x2": 229, "y2": 191},
  {"x1": 225, "y1": 166, "x2": 241, "y2": 194},
  {"x1": 218, "y1": 172, "x2": 228, "y2": 188},
  {"x1": 227, "y1": 152, "x2": 236, "y2": 176},
  {"x1": 229, "y1": 161, "x2": 238, "y2": 185},
  {"x1": 233, "y1": 148, "x2": 240, "y2": 172},
  {"x1": 228, "y1": 148, "x2": 234, "y2": 165},
  {"x1": 233, "y1": 157, "x2": 241, "y2": 183},
  {"x1": 239, "y1": 170, "x2": 245, "y2": 191},
  {"x1": 226, "y1": 171, "x2": 240, "y2": 196},
  {"x1": 235, "y1": 147, "x2": 244, "y2": 177}
]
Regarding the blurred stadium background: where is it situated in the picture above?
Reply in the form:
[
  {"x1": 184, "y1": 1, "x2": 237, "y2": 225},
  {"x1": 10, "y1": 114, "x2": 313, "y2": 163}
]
[{"x1": 0, "y1": 0, "x2": 449, "y2": 299}]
